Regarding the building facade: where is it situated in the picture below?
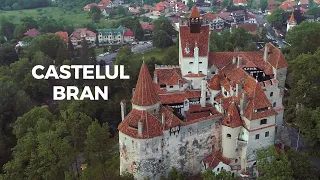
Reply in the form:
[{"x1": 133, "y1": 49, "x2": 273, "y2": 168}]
[
  {"x1": 97, "y1": 26, "x2": 135, "y2": 45},
  {"x1": 70, "y1": 28, "x2": 96, "y2": 47},
  {"x1": 118, "y1": 6, "x2": 288, "y2": 180}
]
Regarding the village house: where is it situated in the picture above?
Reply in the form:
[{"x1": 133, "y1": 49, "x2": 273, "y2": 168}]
[
  {"x1": 83, "y1": 0, "x2": 114, "y2": 15},
  {"x1": 140, "y1": 22, "x2": 154, "y2": 36},
  {"x1": 246, "y1": 14, "x2": 257, "y2": 24},
  {"x1": 97, "y1": 26, "x2": 135, "y2": 45},
  {"x1": 55, "y1": 31, "x2": 69, "y2": 43},
  {"x1": 70, "y1": 28, "x2": 96, "y2": 47},
  {"x1": 280, "y1": 0, "x2": 296, "y2": 11},
  {"x1": 298, "y1": 0, "x2": 309, "y2": 9},
  {"x1": 231, "y1": 23, "x2": 263, "y2": 34},
  {"x1": 233, "y1": 0, "x2": 248, "y2": 6},
  {"x1": 267, "y1": 1, "x2": 281, "y2": 14},
  {"x1": 230, "y1": 10, "x2": 247, "y2": 24},
  {"x1": 153, "y1": 1, "x2": 169, "y2": 16},
  {"x1": 118, "y1": 6, "x2": 288, "y2": 179},
  {"x1": 216, "y1": 12, "x2": 234, "y2": 27},
  {"x1": 24, "y1": 28, "x2": 40, "y2": 38},
  {"x1": 202, "y1": 13, "x2": 225, "y2": 30}
]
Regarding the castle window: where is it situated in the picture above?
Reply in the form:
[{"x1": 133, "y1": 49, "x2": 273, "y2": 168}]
[
  {"x1": 270, "y1": 92, "x2": 273, "y2": 97},
  {"x1": 169, "y1": 86, "x2": 173, "y2": 88},
  {"x1": 211, "y1": 71, "x2": 215, "y2": 74},
  {"x1": 188, "y1": 71, "x2": 191, "y2": 73},
  {"x1": 217, "y1": 168, "x2": 220, "y2": 171},
  {"x1": 235, "y1": 159, "x2": 238, "y2": 163},
  {"x1": 160, "y1": 84, "x2": 166, "y2": 88},
  {"x1": 255, "y1": 134, "x2": 260, "y2": 140},
  {"x1": 265, "y1": 131, "x2": 269, "y2": 137},
  {"x1": 235, "y1": 148, "x2": 238, "y2": 152},
  {"x1": 227, "y1": 134, "x2": 231, "y2": 139},
  {"x1": 189, "y1": 62, "x2": 194, "y2": 64},
  {"x1": 273, "y1": 102, "x2": 276, "y2": 107},
  {"x1": 199, "y1": 62, "x2": 203, "y2": 64},
  {"x1": 221, "y1": 167, "x2": 224, "y2": 170},
  {"x1": 224, "y1": 91, "x2": 227, "y2": 96},
  {"x1": 199, "y1": 71, "x2": 202, "y2": 73},
  {"x1": 260, "y1": 119, "x2": 267, "y2": 125}
]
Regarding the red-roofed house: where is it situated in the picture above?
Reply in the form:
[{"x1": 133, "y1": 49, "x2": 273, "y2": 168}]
[
  {"x1": 123, "y1": 29, "x2": 135, "y2": 42},
  {"x1": 280, "y1": 0, "x2": 296, "y2": 11},
  {"x1": 70, "y1": 28, "x2": 96, "y2": 47},
  {"x1": 24, "y1": 28, "x2": 40, "y2": 38},
  {"x1": 202, "y1": 13, "x2": 225, "y2": 30},
  {"x1": 153, "y1": 1, "x2": 169, "y2": 16},
  {"x1": 298, "y1": 0, "x2": 309, "y2": 9},
  {"x1": 55, "y1": 31, "x2": 68, "y2": 43},
  {"x1": 233, "y1": 0, "x2": 248, "y2": 6},
  {"x1": 83, "y1": 0, "x2": 113, "y2": 12},
  {"x1": 118, "y1": 6, "x2": 288, "y2": 179}
]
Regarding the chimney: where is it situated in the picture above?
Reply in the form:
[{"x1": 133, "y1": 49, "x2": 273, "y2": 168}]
[
  {"x1": 162, "y1": 113, "x2": 165, "y2": 124},
  {"x1": 154, "y1": 73, "x2": 158, "y2": 83},
  {"x1": 240, "y1": 92, "x2": 247, "y2": 115},
  {"x1": 263, "y1": 44, "x2": 269, "y2": 62},
  {"x1": 237, "y1": 56, "x2": 242, "y2": 68},
  {"x1": 138, "y1": 121, "x2": 143, "y2": 136},
  {"x1": 120, "y1": 100, "x2": 127, "y2": 121},
  {"x1": 220, "y1": 98, "x2": 224, "y2": 114},
  {"x1": 236, "y1": 83, "x2": 242, "y2": 97},
  {"x1": 232, "y1": 56, "x2": 236, "y2": 64},
  {"x1": 200, "y1": 80, "x2": 207, "y2": 107}
]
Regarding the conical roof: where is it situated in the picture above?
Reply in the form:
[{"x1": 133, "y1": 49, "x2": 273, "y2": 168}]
[
  {"x1": 208, "y1": 75, "x2": 221, "y2": 90},
  {"x1": 131, "y1": 63, "x2": 160, "y2": 106},
  {"x1": 222, "y1": 102, "x2": 243, "y2": 128},
  {"x1": 189, "y1": 5, "x2": 200, "y2": 18},
  {"x1": 288, "y1": 13, "x2": 296, "y2": 23}
]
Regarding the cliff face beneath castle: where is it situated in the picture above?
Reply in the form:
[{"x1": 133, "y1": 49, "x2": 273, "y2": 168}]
[{"x1": 119, "y1": 116, "x2": 222, "y2": 180}]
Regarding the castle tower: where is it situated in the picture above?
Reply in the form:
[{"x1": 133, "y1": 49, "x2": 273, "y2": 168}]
[
  {"x1": 286, "y1": 13, "x2": 296, "y2": 32},
  {"x1": 131, "y1": 63, "x2": 161, "y2": 112},
  {"x1": 189, "y1": 5, "x2": 201, "y2": 33},
  {"x1": 221, "y1": 102, "x2": 243, "y2": 159}
]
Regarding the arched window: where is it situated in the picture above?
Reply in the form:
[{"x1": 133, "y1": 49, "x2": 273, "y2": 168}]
[
  {"x1": 235, "y1": 159, "x2": 238, "y2": 163},
  {"x1": 270, "y1": 92, "x2": 273, "y2": 97},
  {"x1": 217, "y1": 168, "x2": 220, "y2": 171},
  {"x1": 273, "y1": 102, "x2": 276, "y2": 107},
  {"x1": 227, "y1": 134, "x2": 231, "y2": 139}
]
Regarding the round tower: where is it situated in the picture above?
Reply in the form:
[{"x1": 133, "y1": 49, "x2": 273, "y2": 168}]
[
  {"x1": 131, "y1": 63, "x2": 161, "y2": 112},
  {"x1": 221, "y1": 102, "x2": 243, "y2": 159}
]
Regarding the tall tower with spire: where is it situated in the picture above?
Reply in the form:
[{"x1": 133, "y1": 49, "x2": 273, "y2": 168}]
[
  {"x1": 189, "y1": 5, "x2": 201, "y2": 33},
  {"x1": 287, "y1": 13, "x2": 296, "y2": 32}
]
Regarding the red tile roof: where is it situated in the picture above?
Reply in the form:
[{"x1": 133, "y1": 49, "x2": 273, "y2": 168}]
[
  {"x1": 280, "y1": 0, "x2": 296, "y2": 11},
  {"x1": 231, "y1": 24, "x2": 260, "y2": 34},
  {"x1": 118, "y1": 106, "x2": 183, "y2": 139},
  {"x1": 314, "y1": 0, "x2": 320, "y2": 4},
  {"x1": 233, "y1": 0, "x2": 248, "y2": 5},
  {"x1": 24, "y1": 28, "x2": 40, "y2": 38},
  {"x1": 83, "y1": 3, "x2": 98, "y2": 11},
  {"x1": 124, "y1": 29, "x2": 134, "y2": 37},
  {"x1": 189, "y1": 5, "x2": 201, "y2": 18},
  {"x1": 288, "y1": 13, "x2": 296, "y2": 23},
  {"x1": 203, "y1": 152, "x2": 231, "y2": 169},
  {"x1": 185, "y1": 104, "x2": 219, "y2": 121},
  {"x1": 141, "y1": 22, "x2": 154, "y2": 31},
  {"x1": 184, "y1": 73, "x2": 206, "y2": 78},
  {"x1": 217, "y1": 12, "x2": 233, "y2": 21},
  {"x1": 299, "y1": 0, "x2": 309, "y2": 4},
  {"x1": 154, "y1": 67, "x2": 187, "y2": 86},
  {"x1": 264, "y1": 43, "x2": 288, "y2": 69},
  {"x1": 132, "y1": 63, "x2": 160, "y2": 106},
  {"x1": 222, "y1": 102, "x2": 243, "y2": 128},
  {"x1": 179, "y1": 25, "x2": 210, "y2": 57},
  {"x1": 268, "y1": 1, "x2": 281, "y2": 5},
  {"x1": 70, "y1": 28, "x2": 96, "y2": 39},
  {"x1": 55, "y1": 31, "x2": 68, "y2": 43},
  {"x1": 159, "y1": 90, "x2": 201, "y2": 104},
  {"x1": 202, "y1": 13, "x2": 219, "y2": 21},
  {"x1": 208, "y1": 75, "x2": 221, "y2": 90}
]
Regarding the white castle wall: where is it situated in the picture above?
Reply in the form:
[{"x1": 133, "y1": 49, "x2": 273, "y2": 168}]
[{"x1": 221, "y1": 126, "x2": 241, "y2": 159}]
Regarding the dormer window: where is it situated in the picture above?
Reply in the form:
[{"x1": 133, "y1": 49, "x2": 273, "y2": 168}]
[{"x1": 185, "y1": 43, "x2": 190, "y2": 54}]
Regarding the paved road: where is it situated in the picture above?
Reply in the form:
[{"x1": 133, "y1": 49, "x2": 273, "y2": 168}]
[
  {"x1": 132, "y1": 43, "x2": 153, "y2": 53},
  {"x1": 255, "y1": 14, "x2": 285, "y2": 48}
]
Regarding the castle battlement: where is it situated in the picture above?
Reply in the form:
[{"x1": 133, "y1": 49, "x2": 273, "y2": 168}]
[{"x1": 155, "y1": 64, "x2": 180, "y2": 69}]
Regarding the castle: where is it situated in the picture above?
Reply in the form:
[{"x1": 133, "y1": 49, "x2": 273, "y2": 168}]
[{"x1": 118, "y1": 6, "x2": 288, "y2": 179}]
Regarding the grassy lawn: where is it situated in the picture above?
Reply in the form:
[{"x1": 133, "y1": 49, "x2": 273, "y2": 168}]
[
  {"x1": 95, "y1": 48, "x2": 105, "y2": 55},
  {"x1": 132, "y1": 48, "x2": 167, "y2": 62},
  {"x1": 0, "y1": 7, "x2": 117, "y2": 28}
]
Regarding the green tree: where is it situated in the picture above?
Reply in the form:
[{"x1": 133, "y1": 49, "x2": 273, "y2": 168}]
[
  {"x1": 56, "y1": 46, "x2": 71, "y2": 66},
  {"x1": 260, "y1": 0, "x2": 268, "y2": 11},
  {"x1": 152, "y1": 30, "x2": 173, "y2": 49},
  {"x1": 116, "y1": 6, "x2": 127, "y2": 16},
  {"x1": 221, "y1": 0, "x2": 232, "y2": 8},
  {"x1": 168, "y1": 167, "x2": 186, "y2": 180},
  {"x1": 23, "y1": 72, "x2": 50, "y2": 102},
  {"x1": 84, "y1": 121, "x2": 113, "y2": 179},
  {"x1": 306, "y1": 7, "x2": 320, "y2": 18},
  {"x1": 285, "y1": 22, "x2": 320, "y2": 61},
  {"x1": 20, "y1": 16, "x2": 38, "y2": 29},
  {"x1": 187, "y1": 0, "x2": 194, "y2": 9},
  {"x1": 0, "y1": 17, "x2": 15, "y2": 40},
  {"x1": 162, "y1": 46, "x2": 178, "y2": 65},
  {"x1": 287, "y1": 150, "x2": 318, "y2": 179},
  {"x1": 266, "y1": 9, "x2": 290, "y2": 28},
  {"x1": 11, "y1": 3, "x2": 21, "y2": 10},
  {"x1": 295, "y1": 108, "x2": 320, "y2": 157},
  {"x1": 13, "y1": 24, "x2": 28, "y2": 39},
  {"x1": 92, "y1": 12, "x2": 101, "y2": 23},
  {"x1": 133, "y1": 20, "x2": 144, "y2": 40},
  {"x1": 89, "y1": 6, "x2": 101, "y2": 17},
  {"x1": 0, "y1": 43, "x2": 19, "y2": 65},
  {"x1": 257, "y1": 146, "x2": 293, "y2": 180},
  {"x1": 153, "y1": 17, "x2": 176, "y2": 36}
]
